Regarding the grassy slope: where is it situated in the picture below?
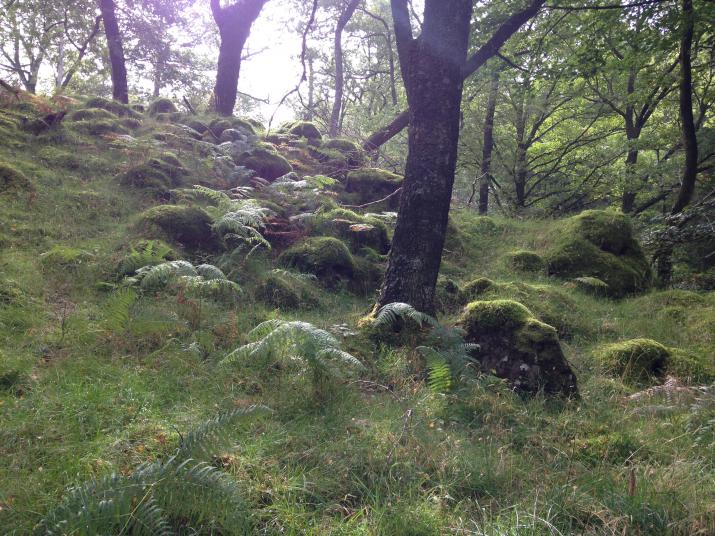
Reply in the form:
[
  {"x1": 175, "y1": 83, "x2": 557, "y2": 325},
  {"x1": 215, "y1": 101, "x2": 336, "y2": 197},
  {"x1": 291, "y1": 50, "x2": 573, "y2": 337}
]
[{"x1": 0, "y1": 101, "x2": 713, "y2": 535}]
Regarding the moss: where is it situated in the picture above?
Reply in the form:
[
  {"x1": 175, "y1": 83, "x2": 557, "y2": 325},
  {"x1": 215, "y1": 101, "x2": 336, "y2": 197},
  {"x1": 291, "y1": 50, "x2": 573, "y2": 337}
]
[
  {"x1": 84, "y1": 97, "x2": 141, "y2": 118},
  {"x1": 209, "y1": 118, "x2": 232, "y2": 137},
  {"x1": 0, "y1": 278, "x2": 25, "y2": 305},
  {"x1": 435, "y1": 277, "x2": 462, "y2": 313},
  {"x1": 147, "y1": 97, "x2": 177, "y2": 115},
  {"x1": 314, "y1": 209, "x2": 390, "y2": 254},
  {"x1": 68, "y1": 107, "x2": 117, "y2": 121},
  {"x1": 546, "y1": 210, "x2": 651, "y2": 297},
  {"x1": 40, "y1": 245, "x2": 94, "y2": 269},
  {"x1": 460, "y1": 300, "x2": 533, "y2": 333},
  {"x1": 278, "y1": 237, "x2": 355, "y2": 286},
  {"x1": 573, "y1": 432, "x2": 644, "y2": 466},
  {"x1": 667, "y1": 348, "x2": 713, "y2": 383},
  {"x1": 241, "y1": 117, "x2": 264, "y2": 132},
  {"x1": 349, "y1": 256, "x2": 384, "y2": 296},
  {"x1": 119, "y1": 117, "x2": 142, "y2": 130},
  {"x1": 507, "y1": 250, "x2": 544, "y2": 272},
  {"x1": 139, "y1": 205, "x2": 215, "y2": 249},
  {"x1": 119, "y1": 154, "x2": 186, "y2": 195},
  {"x1": 0, "y1": 161, "x2": 34, "y2": 194},
  {"x1": 185, "y1": 119, "x2": 208, "y2": 134},
  {"x1": 346, "y1": 168, "x2": 402, "y2": 193},
  {"x1": 459, "y1": 277, "x2": 495, "y2": 303},
  {"x1": 572, "y1": 276, "x2": 609, "y2": 296},
  {"x1": 594, "y1": 339, "x2": 670, "y2": 385},
  {"x1": 256, "y1": 274, "x2": 301, "y2": 309},
  {"x1": 73, "y1": 119, "x2": 128, "y2": 137},
  {"x1": 280, "y1": 120, "x2": 322, "y2": 140},
  {"x1": 237, "y1": 146, "x2": 293, "y2": 180},
  {"x1": 229, "y1": 117, "x2": 256, "y2": 135}
]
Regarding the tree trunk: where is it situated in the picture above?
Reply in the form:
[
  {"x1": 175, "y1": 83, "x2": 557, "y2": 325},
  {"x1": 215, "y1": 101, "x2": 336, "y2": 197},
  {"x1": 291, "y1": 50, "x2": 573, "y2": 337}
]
[
  {"x1": 376, "y1": 0, "x2": 473, "y2": 315},
  {"x1": 212, "y1": 0, "x2": 268, "y2": 116},
  {"x1": 478, "y1": 69, "x2": 499, "y2": 214},
  {"x1": 621, "y1": 146, "x2": 639, "y2": 212},
  {"x1": 671, "y1": 0, "x2": 698, "y2": 215},
  {"x1": 98, "y1": 0, "x2": 128, "y2": 103},
  {"x1": 362, "y1": 0, "x2": 545, "y2": 151},
  {"x1": 329, "y1": 0, "x2": 361, "y2": 137}
]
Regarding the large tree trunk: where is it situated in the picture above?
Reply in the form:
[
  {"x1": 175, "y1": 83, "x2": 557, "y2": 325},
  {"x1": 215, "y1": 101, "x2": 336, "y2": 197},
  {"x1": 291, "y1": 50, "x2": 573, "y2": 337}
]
[
  {"x1": 329, "y1": 0, "x2": 361, "y2": 136},
  {"x1": 362, "y1": 0, "x2": 545, "y2": 151},
  {"x1": 478, "y1": 69, "x2": 499, "y2": 214},
  {"x1": 376, "y1": 0, "x2": 473, "y2": 315},
  {"x1": 671, "y1": 0, "x2": 698, "y2": 215},
  {"x1": 98, "y1": 0, "x2": 128, "y2": 103},
  {"x1": 212, "y1": 0, "x2": 268, "y2": 116}
]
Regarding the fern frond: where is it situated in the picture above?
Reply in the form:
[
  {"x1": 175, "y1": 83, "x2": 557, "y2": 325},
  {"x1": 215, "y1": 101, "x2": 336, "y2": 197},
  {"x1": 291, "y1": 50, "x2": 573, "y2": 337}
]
[
  {"x1": 417, "y1": 346, "x2": 452, "y2": 394},
  {"x1": 374, "y1": 302, "x2": 439, "y2": 330},
  {"x1": 138, "y1": 260, "x2": 198, "y2": 291},
  {"x1": 270, "y1": 268, "x2": 318, "y2": 283},
  {"x1": 195, "y1": 264, "x2": 228, "y2": 280},
  {"x1": 103, "y1": 287, "x2": 138, "y2": 332},
  {"x1": 118, "y1": 240, "x2": 173, "y2": 276}
]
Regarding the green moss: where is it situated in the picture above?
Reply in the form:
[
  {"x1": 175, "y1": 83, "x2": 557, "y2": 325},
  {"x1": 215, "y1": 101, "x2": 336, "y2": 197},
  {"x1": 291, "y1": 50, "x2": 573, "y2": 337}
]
[
  {"x1": 0, "y1": 161, "x2": 34, "y2": 194},
  {"x1": 507, "y1": 250, "x2": 544, "y2": 272},
  {"x1": 572, "y1": 276, "x2": 609, "y2": 296},
  {"x1": 595, "y1": 339, "x2": 670, "y2": 385},
  {"x1": 73, "y1": 119, "x2": 128, "y2": 137},
  {"x1": 573, "y1": 432, "x2": 644, "y2": 466},
  {"x1": 119, "y1": 154, "x2": 186, "y2": 194},
  {"x1": 119, "y1": 117, "x2": 142, "y2": 130},
  {"x1": 68, "y1": 107, "x2": 117, "y2": 121},
  {"x1": 40, "y1": 245, "x2": 94, "y2": 269},
  {"x1": 184, "y1": 119, "x2": 208, "y2": 134},
  {"x1": 280, "y1": 120, "x2": 322, "y2": 140},
  {"x1": 237, "y1": 146, "x2": 293, "y2": 180},
  {"x1": 460, "y1": 300, "x2": 533, "y2": 333},
  {"x1": 324, "y1": 138, "x2": 361, "y2": 153},
  {"x1": 84, "y1": 97, "x2": 141, "y2": 118},
  {"x1": 209, "y1": 118, "x2": 231, "y2": 137},
  {"x1": 147, "y1": 97, "x2": 177, "y2": 115},
  {"x1": 667, "y1": 348, "x2": 713, "y2": 383},
  {"x1": 279, "y1": 237, "x2": 355, "y2": 286},
  {"x1": 349, "y1": 256, "x2": 384, "y2": 296},
  {"x1": 0, "y1": 278, "x2": 25, "y2": 305},
  {"x1": 314, "y1": 209, "x2": 390, "y2": 254},
  {"x1": 435, "y1": 277, "x2": 462, "y2": 313},
  {"x1": 459, "y1": 277, "x2": 495, "y2": 302},
  {"x1": 139, "y1": 205, "x2": 215, "y2": 249},
  {"x1": 241, "y1": 117, "x2": 264, "y2": 132},
  {"x1": 546, "y1": 210, "x2": 651, "y2": 297},
  {"x1": 256, "y1": 274, "x2": 301, "y2": 309}
]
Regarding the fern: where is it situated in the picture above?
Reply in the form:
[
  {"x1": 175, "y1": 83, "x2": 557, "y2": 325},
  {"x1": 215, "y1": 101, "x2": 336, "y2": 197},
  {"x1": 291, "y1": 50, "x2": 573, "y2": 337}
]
[
  {"x1": 374, "y1": 302, "x2": 439, "y2": 330},
  {"x1": 103, "y1": 287, "x2": 138, "y2": 333},
  {"x1": 221, "y1": 320, "x2": 363, "y2": 401},
  {"x1": 270, "y1": 268, "x2": 318, "y2": 283},
  {"x1": 39, "y1": 406, "x2": 269, "y2": 535},
  {"x1": 418, "y1": 346, "x2": 453, "y2": 394},
  {"x1": 137, "y1": 260, "x2": 198, "y2": 291}
]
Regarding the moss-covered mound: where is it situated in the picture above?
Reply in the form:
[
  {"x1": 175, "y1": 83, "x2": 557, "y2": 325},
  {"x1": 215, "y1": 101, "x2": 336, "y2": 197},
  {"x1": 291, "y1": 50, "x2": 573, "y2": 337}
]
[
  {"x1": 594, "y1": 338, "x2": 711, "y2": 385},
  {"x1": 119, "y1": 154, "x2": 187, "y2": 195},
  {"x1": 546, "y1": 210, "x2": 651, "y2": 297},
  {"x1": 278, "y1": 237, "x2": 355, "y2": 287},
  {"x1": 280, "y1": 120, "x2": 322, "y2": 140},
  {"x1": 84, "y1": 97, "x2": 141, "y2": 118},
  {"x1": 256, "y1": 274, "x2": 302, "y2": 309},
  {"x1": 458, "y1": 300, "x2": 579, "y2": 397},
  {"x1": 507, "y1": 250, "x2": 545, "y2": 272},
  {"x1": 72, "y1": 119, "x2": 128, "y2": 137},
  {"x1": 237, "y1": 144, "x2": 293, "y2": 181},
  {"x1": 0, "y1": 162, "x2": 34, "y2": 194},
  {"x1": 572, "y1": 276, "x2": 609, "y2": 296},
  {"x1": 345, "y1": 168, "x2": 403, "y2": 208},
  {"x1": 68, "y1": 107, "x2": 117, "y2": 121},
  {"x1": 314, "y1": 208, "x2": 390, "y2": 254},
  {"x1": 40, "y1": 246, "x2": 94, "y2": 271},
  {"x1": 139, "y1": 205, "x2": 215, "y2": 249},
  {"x1": 147, "y1": 97, "x2": 177, "y2": 116},
  {"x1": 323, "y1": 138, "x2": 365, "y2": 167}
]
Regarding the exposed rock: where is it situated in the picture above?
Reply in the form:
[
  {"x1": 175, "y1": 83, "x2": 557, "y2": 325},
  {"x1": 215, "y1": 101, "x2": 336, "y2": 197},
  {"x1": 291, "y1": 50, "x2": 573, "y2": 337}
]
[{"x1": 458, "y1": 299, "x2": 579, "y2": 397}]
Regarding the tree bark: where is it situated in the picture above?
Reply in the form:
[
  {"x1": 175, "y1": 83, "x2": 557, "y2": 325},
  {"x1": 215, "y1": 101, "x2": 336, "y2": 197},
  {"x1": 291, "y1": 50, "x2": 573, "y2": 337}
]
[
  {"x1": 479, "y1": 69, "x2": 500, "y2": 214},
  {"x1": 362, "y1": 0, "x2": 545, "y2": 151},
  {"x1": 212, "y1": 0, "x2": 268, "y2": 116},
  {"x1": 329, "y1": 0, "x2": 361, "y2": 137},
  {"x1": 671, "y1": 0, "x2": 698, "y2": 215},
  {"x1": 376, "y1": 0, "x2": 473, "y2": 315},
  {"x1": 98, "y1": 0, "x2": 128, "y2": 103}
]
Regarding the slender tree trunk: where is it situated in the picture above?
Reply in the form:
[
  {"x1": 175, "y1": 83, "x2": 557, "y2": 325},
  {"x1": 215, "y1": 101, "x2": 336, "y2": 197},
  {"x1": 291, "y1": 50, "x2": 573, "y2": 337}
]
[
  {"x1": 377, "y1": 0, "x2": 473, "y2": 315},
  {"x1": 306, "y1": 55, "x2": 315, "y2": 120},
  {"x1": 329, "y1": 0, "x2": 361, "y2": 137},
  {"x1": 621, "y1": 145, "x2": 639, "y2": 212},
  {"x1": 212, "y1": 0, "x2": 268, "y2": 116},
  {"x1": 671, "y1": 0, "x2": 698, "y2": 215},
  {"x1": 55, "y1": 39, "x2": 65, "y2": 89},
  {"x1": 98, "y1": 0, "x2": 128, "y2": 103},
  {"x1": 478, "y1": 69, "x2": 499, "y2": 214}
]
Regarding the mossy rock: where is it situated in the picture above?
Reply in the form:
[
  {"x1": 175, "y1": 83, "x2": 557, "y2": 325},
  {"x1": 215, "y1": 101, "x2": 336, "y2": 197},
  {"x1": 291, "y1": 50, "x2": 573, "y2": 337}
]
[
  {"x1": 139, "y1": 205, "x2": 216, "y2": 249},
  {"x1": 546, "y1": 210, "x2": 651, "y2": 297},
  {"x1": 119, "y1": 117, "x2": 142, "y2": 130},
  {"x1": 184, "y1": 119, "x2": 209, "y2": 134},
  {"x1": 280, "y1": 120, "x2": 322, "y2": 140},
  {"x1": 147, "y1": 97, "x2": 178, "y2": 116},
  {"x1": 323, "y1": 138, "x2": 365, "y2": 167},
  {"x1": 572, "y1": 276, "x2": 609, "y2": 296},
  {"x1": 0, "y1": 161, "x2": 34, "y2": 194},
  {"x1": 459, "y1": 277, "x2": 495, "y2": 302},
  {"x1": 241, "y1": 117, "x2": 264, "y2": 132},
  {"x1": 118, "y1": 154, "x2": 186, "y2": 195},
  {"x1": 208, "y1": 118, "x2": 232, "y2": 137},
  {"x1": 435, "y1": 277, "x2": 462, "y2": 313},
  {"x1": 237, "y1": 146, "x2": 293, "y2": 181},
  {"x1": 68, "y1": 107, "x2": 117, "y2": 121},
  {"x1": 507, "y1": 250, "x2": 545, "y2": 272},
  {"x1": 73, "y1": 119, "x2": 128, "y2": 137},
  {"x1": 84, "y1": 97, "x2": 142, "y2": 118},
  {"x1": 278, "y1": 237, "x2": 355, "y2": 287},
  {"x1": 458, "y1": 299, "x2": 578, "y2": 397},
  {"x1": 595, "y1": 338, "x2": 712, "y2": 386},
  {"x1": 314, "y1": 208, "x2": 390, "y2": 254},
  {"x1": 345, "y1": 168, "x2": 403, "y2": 208},
  {"x1": 229, "y1": 117, "x2": 257, "y2": 135},
  {"x1": 349, "y1": 256, "x2": 384, "y2": 296},
  {"x1": 256, "y1": 274, "x2": 301, "y2": 309}
]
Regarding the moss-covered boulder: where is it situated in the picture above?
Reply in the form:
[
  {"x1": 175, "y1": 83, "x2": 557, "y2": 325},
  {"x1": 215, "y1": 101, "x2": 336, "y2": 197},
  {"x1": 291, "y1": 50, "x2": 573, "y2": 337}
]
[
  {"x1": 349, "y1": 256, "x2": 384, "y2": 296},
  {"x1": 69, "y1": 107, "x2": 117, "y2": 121},
  {"x1": 280, "y1": 120, "x2": 322, "y2": 140},
  {"x1": 0, "y1": 162, "x2": 34, "y2": 194},
  {"x1": 507, "y1": 250, "x2": 545, "y2": 272},
  {"x1": 84, "y1": 97, "x2": 142, "y2": 118},
  {"x1": 546, "y1": 210, "x2": 651, "y2": 297},
  {"x1": 147, "y1": 97, "x2": 177, "y2": 116},
  {"x1": 435, "y1": 277, "x2": 462, "y2": 313},
  {"x1": 139, "y1": 205, "x2": 216, "y2": 249},
  {"x1": 458, "y1": 300, "x2": 579, "y2": 397},
  {"x1": 236, "y1": 144, "x2": 293, "y2": 180},
  {"x1": 256, "y1": 274, "x2": 301, "y2": 309},
  {"x1": 119, "y1": 117, "x2": 142, "y2": 130},
  {"x1": 345, "y1": 168, "x2": 403, "y2": 208},
  {"x1": 323, "y1": 138, "x2": 365, "y2": 167},
  {"x1": 572, "y1": 276, "x2": 609, "y2": 296},
  {"x1": 459, "y1": 277, "x2": 495, "y2": 302},
  {"x1": 119, "y1": 153, "x2": 186, "y2": 195},
  {"x1": 73, "y1": 119, "x2": 128, "y2": 137},
  {"x1": 314, "y1": 208, "x2": 390, "y2": 254},
  {"x1": 278, "y1": 237, "x2": 355, "y2": 287},
  {"x1": 594, "y1": 338, "x2": 712, "y2": 385}
]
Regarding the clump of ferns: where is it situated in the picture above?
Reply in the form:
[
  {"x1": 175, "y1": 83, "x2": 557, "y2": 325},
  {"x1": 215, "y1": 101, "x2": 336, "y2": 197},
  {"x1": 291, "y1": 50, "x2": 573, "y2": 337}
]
[
  {"x1": 221, "y1": 319, "x2": 364, "y2": 404},
  {"x1": 373, "y1": 303, "x2": 479, "y2": 394},
  {"x1": 38, "y1": 405, "x2": 271, "y2": 535},
  {"x1": 116, "y1": 239, "x2": 173, "y2": 278}
]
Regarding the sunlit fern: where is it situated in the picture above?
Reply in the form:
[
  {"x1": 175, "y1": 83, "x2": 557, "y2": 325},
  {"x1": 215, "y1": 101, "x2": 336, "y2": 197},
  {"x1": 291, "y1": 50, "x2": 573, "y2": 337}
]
[
  {"x1": 270, "y1": 268, "x2": 318, "y2": 283},
  {"x1": 374, "y1": 302, "x2": 440, "y2": 330},
  {"x1": 221, "y1": 320, "x2": 363, "y2": 401},
  {"x1": 129, "y1": 261, "x2": 241, "y2": 300},
  {"x1": 117, "y1": 240, "x2": 173, "y2": 277},
  {"x1": 103, "y1": 287, "x2": 138, "y2": 333},
  {"x1": 39, "y1": 405, "x2": 270, "y2": 536}
]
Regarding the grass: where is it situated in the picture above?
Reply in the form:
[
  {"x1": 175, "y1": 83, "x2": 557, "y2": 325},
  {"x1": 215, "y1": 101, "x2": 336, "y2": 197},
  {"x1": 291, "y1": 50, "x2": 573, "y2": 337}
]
[{"x1": 0, "y1": 98, "x2": 713, "y2": 535}]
